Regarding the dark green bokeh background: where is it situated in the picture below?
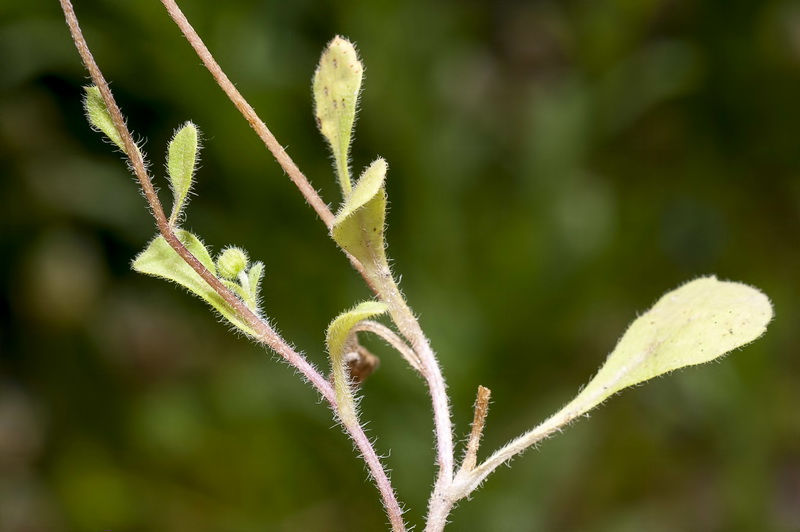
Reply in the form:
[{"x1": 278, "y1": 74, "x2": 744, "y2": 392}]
[{"x1": 1, "y1": 1, "x2": 799, "y2": 530}]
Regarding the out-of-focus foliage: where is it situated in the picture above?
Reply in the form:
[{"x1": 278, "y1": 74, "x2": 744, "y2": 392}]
[{"x1": 0, "y1": 0, "x2": 798, "y2": 531}]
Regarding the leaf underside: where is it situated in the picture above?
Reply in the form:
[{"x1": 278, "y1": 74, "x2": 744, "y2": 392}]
[{"x1": 567, "y1": 276, "x2": 773, "y2": 416}]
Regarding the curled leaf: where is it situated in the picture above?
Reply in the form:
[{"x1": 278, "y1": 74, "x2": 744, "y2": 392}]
[
  {"x1": 132, "y1": 230, "x2": 257, "y2": 337},
  {"x1": 331, "y1": 158, "x2": 388, "y2": 268},
  {"x1": 313, "y1": 36, "x2": 364, "y2": 195},
  {"x1": 566, "y1": 276, "x2": 773, "y2": 417},
  {"x1": 326, "y1": 301, "x2": 388, "y2": 425},
  {"x1": 167, "y1": 121, "x2": 200, "y2": 225},
  {"x1": 83, "y1": 85, "x2": 125, "y2": 151}
]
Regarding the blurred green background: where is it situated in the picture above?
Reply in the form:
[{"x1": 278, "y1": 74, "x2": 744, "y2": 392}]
[{"x1": 1, "y1": 0, "x2": 799, "y2": 530}]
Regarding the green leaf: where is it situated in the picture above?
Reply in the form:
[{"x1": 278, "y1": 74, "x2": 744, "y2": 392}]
[
  {"x1": 313, "y1": 36, "x2": 363, "y2": 195},
  {"x1": 326, "y1": 301, "x2": 388, "y2": 424},
  {"x1": 167, "y1": 122, "x2": 200, "y2": 225},
  {"x1": 132, "y1": 230, "x2": 257, "y2": 337},
  {"x1": 331, "y1": 158, "x2": 388, "y2": 268},
  {"x1": 565, "y1": 276, "x2": 773, "y2": 417},
  {"x1": 246, "y1": 261, "x2": 264, "y2": 306},
  {"x1": 83, "y1": 86, "x2": 125, "y2": 152}
]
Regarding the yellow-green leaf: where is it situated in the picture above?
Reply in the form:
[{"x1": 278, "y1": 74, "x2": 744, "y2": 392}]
[
  {"x1": 83, "y1": 86, "x2": 125, "y2": 151},
  {"x1": 326, "y1": 301, "x2": 388, "y2": 424},
  {"x1": 566, "y1": 276, "x2": 773, "y2": 416},
  {"x1": 313, "y1": 36, "x2": 363, "y2": 195},
  {"x1": 132, "y1": 230, "x2": 257, "y2": 337},
  {"x1": 167, "y1": 122, "x2": 200, "y2": 225},
  {"x1": 246, "y1": 261, "x2": 264, "y2": 307},
  {"x1": 331, "y1": 158, "x2": 388, "y2": 267}
]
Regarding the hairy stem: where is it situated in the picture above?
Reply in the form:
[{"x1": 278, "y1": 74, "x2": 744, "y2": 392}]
[
  {"x1": 424, "y1": 387, "x2": 492, "y2": 532},
  {"x1": 158, "y1": 2, "x2": 457, "y2": 528},
  {"x1": 458, "y1": 372, "x2": 616, "y2": 504},
  {"x1": 61, "y1": 0, "x2": 266, "y2": 349},
  {"x1": 158, "y1": 0, "x2": 382, "y2": 296},
  {"x1": 60, "y1": 2, "x2": 405, "y2": 529},
  {"x1": 460, "y1": 386, "x2": 491, "y2": 474},
  {"x1": 160, "y1": 0, "x2": 331, "y2": 226},
  {"x1": 364, "y1": 265, "x2": 455, "y2": 527},
  {"x1": 353, "y1": 320, "x2": 423, "y2": 373}
]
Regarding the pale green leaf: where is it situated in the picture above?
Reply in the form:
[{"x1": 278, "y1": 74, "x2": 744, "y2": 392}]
[
  {"x1": 246, "y1": 261, "x2": 264, "y2": 305},
  {"x1": 331, "y1": 158, "x2": 388, "y2": 267},
  {"x1": 83, "y1": 86, "x2": 125, "y2": 151},
  {"x1": 132, "y1": 230, "x2": 257, "y2": 336},
  {"x1": 566, "y1": 276, "x2": 773, "y2": 416},
  {"x1": 313, "y1": 36, "x2": 363, "y2": 195},
  {"x1": 326, "y1": 301, "x2": 388, "y2": 424},
  {"x1": 167, "y1": 122, "x2": 200, "y2": 225}
]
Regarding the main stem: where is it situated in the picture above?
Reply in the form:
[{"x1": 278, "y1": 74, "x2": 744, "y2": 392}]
[
  {"x1": 366, "y1": 264, "x2": 455, "y2": 522},
  {"x1": 60, "y1": 2, "x2": 405, "y2": 530},
  {"x1": 159, "y1": 2, "x2": 458, "y2": 528}
]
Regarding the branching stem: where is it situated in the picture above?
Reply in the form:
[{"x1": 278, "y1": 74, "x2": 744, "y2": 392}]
[
  {"x1": 353, "y1": 320, "x2": 422, "y2": 373},
  {"x1": 157, "y1": 1, "x2": 457, "y2": 527},
  {"x1": 365, "y1": 267, "x2": 455, "y2": 528},
  {"x1": 59, "y1": 2, "x2": 405, "y2": 530},
  {"x1": 158, "y1": 0, "x2": 381, "y2": 295}
]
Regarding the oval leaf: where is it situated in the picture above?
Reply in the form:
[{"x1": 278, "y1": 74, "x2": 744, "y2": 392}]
[
  {"x1": 568, "y1": 276, "x2": 773, "y2": 416},
  {"x1": 313, "y1": 36, "x2": 363, "y2": 195},
  {"x1": 132, "y1": 230, "x2": 257, "y2": 337},
  {"x1": 167, "y1": 121, "x2": 200, "y2": 225},
  {"x1": 331, "y1": 158, "x2": 388, "y2": 267},
  {"x1": 326, "y1": 301, "x2": 388, "y2": 424}
]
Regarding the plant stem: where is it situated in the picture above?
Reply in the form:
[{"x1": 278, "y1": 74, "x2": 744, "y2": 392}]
[
  {"x1": 364, "y1": 265, "x2": 455, "y2": 523},
  {"x1": 158, "y1": 0, "x2": 382, "y2": 296},
  {"x1": 160, "y1": 0, "x2": 331, "y2": 226},
  {"x1": 353, "y1": 320, "x2": 423, "y2": 373},
  {"x1": 423, "y1": 386, "x2": 491, "y2": 532},
  {"x1": 449, "y1": 388, "x2": 601, "y2": 507},
  {"x1": 60, "y1": 2, "x2": 406, "y2": 529},
  {"x1": 158, "y1": 2, "x2": 458, "y2": 527},
  {"x1": 61, "y1": 0, "x2": 264, "y2": 349},
  {"x1": 460, "y1": 386, "x2": 491, "y2": 474}
]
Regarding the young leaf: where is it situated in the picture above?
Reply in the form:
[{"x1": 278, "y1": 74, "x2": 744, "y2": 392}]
[
  {"x1": 167, "y1": 121, "x2": 200, "y2": 225},
  {"x1": 326, "y1": 301, "x2": 388, "y2": 425},
  {"x1": 246, "y1": 261, "x2": 265, "y2": 306},
  {"x1": 83, "y1": 85, "x2": 125, "y2": 151},
  {"x1": 132, "y1": 230, "x2": 257, "y2": 337},
  {"x1": 313, "y1": 36, "x2": 364, "y2": 196},
  {"x1": 566, "y1": 276, "x2": 773, "y2": 417},
  {"x1": 331, "y1": 158, "x2": 388, "y2": 268}
]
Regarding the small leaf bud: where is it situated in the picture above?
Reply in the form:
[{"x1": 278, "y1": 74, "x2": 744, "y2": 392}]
[{"x1": 216, "y1": 247, "x2": 249, "y2": 280}]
